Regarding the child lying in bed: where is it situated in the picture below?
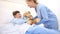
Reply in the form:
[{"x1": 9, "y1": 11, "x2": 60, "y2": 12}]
[
  {"x1": 23, "y1": 11, "x2": 41, "y2": 25},
  {"x1": 0, "y1": 11, "x2": 44, "y2": 34}
]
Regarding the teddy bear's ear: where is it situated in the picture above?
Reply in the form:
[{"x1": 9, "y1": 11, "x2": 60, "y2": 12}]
[
  {"x1": 23, "y1": 13, "x2": 26, "y2": 17},
  {"x1": 27, "y1": 11, "x2": 31, "y2": 14}
]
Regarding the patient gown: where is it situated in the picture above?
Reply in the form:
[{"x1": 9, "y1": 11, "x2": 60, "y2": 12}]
[{"x1": 12, "y1": 18, "x2": 27, "y2": 25}]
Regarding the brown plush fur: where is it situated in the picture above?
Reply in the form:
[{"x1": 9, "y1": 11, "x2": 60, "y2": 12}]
[{"x1": 23, "y1": 11, "x2": 40, "y2": 25}]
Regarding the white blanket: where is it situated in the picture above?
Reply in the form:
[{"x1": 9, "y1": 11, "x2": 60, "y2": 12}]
[
  {"x1": 15, "y1": 23, "x2": 32, "y2": 34},
  {"x1": 0, "y1": 23, "x2": 44, "y2": 34}
]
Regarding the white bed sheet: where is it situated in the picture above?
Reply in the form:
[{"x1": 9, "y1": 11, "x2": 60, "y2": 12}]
[{"x1": 0, "y1": 23, "x2": 44, "y2": 34}]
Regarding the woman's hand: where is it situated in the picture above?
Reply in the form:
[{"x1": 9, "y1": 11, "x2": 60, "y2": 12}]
[{"x1": 35, "y1": 18, "x2": 41, "y2": 23}]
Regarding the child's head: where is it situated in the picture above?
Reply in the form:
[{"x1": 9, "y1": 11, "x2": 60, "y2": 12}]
[
  {"x1": 26, "y1": 0, "x2": 38, "y2": 8},
  {"x1": 13, "y1": 11, "x2": 21, "y2": 18}
]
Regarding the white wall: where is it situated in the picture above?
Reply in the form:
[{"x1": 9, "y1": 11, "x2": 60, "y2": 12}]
[{"x1": 0, "y1": 0, "x2": 60, "y2": 30}]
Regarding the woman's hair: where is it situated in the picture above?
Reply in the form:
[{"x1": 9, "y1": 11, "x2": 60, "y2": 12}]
[{"x1": 26, "y1": 0, "x2": 37, "y2": 4}]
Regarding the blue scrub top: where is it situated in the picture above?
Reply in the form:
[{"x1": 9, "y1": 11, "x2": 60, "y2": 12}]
[
  {"x1": 25, "y1": 25, "x2": 60, "y2": 34},
  {"x1": 12, "y1": 18, "x2": 27, "y2": 25},
  {"x1": 35, "y1": 4, "x2": 58, "y2": 30}
]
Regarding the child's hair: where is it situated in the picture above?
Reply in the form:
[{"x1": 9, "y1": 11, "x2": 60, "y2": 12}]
[
  {"x1": 26, "y1": 0, "x2": 38, "y2": 4},
  {"x1": 13, "y1": 11, "x2": 20, "y2": 16}
]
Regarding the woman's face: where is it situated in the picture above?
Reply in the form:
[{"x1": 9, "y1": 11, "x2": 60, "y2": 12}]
[{"x1": 26, "y1": 1, "x2": 35, "y2": 8}]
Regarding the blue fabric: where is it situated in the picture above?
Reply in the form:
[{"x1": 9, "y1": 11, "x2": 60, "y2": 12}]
[
  {"x1": 12, "y1": 18, "x2": 27, "y2": 25},
  {"x1": 34, "y1": 16, "x2": 38, "y2": 19},
  {"x1": 25, "y1": 25, "x2": 60, "y2": 34},
  {"x1": 35, "y1": 4, "x2": 58, "y2": 30},
  {"x1": 23, "y1": 16, "x2": 28, "y2": 20}
]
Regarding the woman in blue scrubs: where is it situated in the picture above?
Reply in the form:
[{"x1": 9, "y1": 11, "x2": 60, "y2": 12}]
[{"x1": 26, "y1": 0, "x2": 58, "y2": 30}]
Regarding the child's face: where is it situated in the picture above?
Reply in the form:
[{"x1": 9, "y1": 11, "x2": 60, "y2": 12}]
[
  {"x1": 26, "y1": 1, "x2": 35, "y2": 8},
  {"x1": 15, "y1": 13, "x2": 21, "y2": 18}
]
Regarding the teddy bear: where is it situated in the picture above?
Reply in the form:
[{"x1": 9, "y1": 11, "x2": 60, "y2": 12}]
[{"x1": 23, "y1": 11, "x2": 41, "y2": 25}]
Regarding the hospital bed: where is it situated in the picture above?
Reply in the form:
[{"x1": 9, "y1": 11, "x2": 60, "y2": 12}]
[{"x1": 0, "y1": 23, "x2": 60, "y2": 34}]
